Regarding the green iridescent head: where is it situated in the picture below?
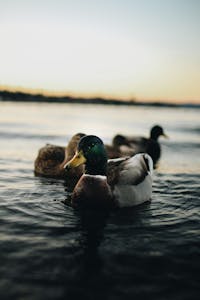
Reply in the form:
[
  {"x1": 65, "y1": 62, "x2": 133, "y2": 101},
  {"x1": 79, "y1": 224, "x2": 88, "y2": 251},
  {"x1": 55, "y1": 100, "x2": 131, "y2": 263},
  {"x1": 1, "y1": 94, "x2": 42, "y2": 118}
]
[{"x1": 65, "y1": 135, "x2": 108, "y2": 175}]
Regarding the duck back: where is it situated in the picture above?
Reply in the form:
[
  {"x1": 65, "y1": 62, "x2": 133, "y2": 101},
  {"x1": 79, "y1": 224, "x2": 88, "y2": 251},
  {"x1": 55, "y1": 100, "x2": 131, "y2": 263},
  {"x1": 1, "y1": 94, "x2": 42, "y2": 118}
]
[{"x1": 111, "y1": 154, "x2": 153, "y2": 207}]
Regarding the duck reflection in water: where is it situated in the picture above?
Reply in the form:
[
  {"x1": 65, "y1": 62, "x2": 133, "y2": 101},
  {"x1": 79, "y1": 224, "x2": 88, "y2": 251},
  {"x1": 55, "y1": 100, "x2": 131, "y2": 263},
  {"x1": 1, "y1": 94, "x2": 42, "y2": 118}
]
[{"x1": 65, "y1": 207, "x2": 111, "y2": 299}]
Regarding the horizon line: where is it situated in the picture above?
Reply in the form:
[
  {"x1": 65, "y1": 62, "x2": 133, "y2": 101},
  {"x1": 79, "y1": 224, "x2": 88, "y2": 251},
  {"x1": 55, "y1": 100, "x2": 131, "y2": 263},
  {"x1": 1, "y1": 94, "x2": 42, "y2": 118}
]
[{"x1": 0, "y1": 85, "x2": 200, "y2": 105}]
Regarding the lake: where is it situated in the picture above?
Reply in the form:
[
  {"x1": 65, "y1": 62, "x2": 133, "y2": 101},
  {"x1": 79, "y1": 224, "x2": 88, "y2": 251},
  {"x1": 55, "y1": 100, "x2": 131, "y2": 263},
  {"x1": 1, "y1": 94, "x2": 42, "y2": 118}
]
[{"x1": 0, "y1": 101, "x2": 200, "y2": 300}]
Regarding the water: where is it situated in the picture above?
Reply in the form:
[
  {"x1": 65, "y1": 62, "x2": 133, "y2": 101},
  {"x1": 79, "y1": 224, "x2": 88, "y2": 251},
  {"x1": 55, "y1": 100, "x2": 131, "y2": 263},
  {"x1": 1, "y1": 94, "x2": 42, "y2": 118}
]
[{"x1": 0, "y1": 101, "x2": 200, "y2": 300}]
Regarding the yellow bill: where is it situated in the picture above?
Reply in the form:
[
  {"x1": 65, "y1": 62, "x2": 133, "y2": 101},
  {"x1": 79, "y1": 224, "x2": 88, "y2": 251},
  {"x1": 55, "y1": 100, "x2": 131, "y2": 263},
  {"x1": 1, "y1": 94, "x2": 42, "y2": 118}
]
[
  {"x1": 64, "y1": 150, "x2": 86, "y2": 169},
  {"x1": 162, "y1": 132, "x2": 169, "y2": 139}
]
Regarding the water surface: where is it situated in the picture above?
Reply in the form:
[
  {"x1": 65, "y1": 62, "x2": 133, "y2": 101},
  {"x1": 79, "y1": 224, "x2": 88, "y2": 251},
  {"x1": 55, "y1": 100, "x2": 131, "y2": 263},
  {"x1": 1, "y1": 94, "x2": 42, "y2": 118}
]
[{"x1": 0, "y1": 102, "x2": 200, "y2": 299}]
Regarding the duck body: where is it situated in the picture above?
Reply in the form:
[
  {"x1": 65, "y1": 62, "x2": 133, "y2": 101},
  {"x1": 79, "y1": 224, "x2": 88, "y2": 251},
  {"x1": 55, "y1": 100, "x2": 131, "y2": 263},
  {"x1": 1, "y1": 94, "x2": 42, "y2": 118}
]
[
  {"x1": 65, "y1": 135, "x2": 153, "y2": 209},
  {"x1": 34, "y1": 133, "x2": 85, "y2": 180},
  {"x1": 113, "y1": 125, "x2": 167, "y2": 168},
  {"x1": 34, "y1": 144, "x2": 66, "y2": 178},
  {"x1": 108, "y1": 154, "x2": 153, "y2": 207},
  {"x1": 129, "y1": 137, "x2": 161, "y2": 168},
  {"x1": 105, "y1": 135, "x2": 135, "y2": 159}
]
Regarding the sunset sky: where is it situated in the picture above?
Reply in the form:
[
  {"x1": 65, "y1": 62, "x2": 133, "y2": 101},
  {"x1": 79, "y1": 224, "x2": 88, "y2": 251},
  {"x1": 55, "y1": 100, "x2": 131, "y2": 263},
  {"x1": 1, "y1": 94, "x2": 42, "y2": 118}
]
[{"x1": 0, "y1": 0, "x2": 200, "y2": 103}]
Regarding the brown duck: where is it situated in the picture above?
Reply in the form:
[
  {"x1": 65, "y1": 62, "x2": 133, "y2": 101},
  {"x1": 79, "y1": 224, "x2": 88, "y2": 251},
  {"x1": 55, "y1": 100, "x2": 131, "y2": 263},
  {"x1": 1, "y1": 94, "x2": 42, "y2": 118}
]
[{"x1": 34, "y1": 133, "x2": 86, "y2": 180}]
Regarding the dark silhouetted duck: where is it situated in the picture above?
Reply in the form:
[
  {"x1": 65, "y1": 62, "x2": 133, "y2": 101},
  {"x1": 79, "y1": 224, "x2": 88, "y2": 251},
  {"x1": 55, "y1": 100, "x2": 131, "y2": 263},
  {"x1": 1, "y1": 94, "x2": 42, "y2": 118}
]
[
  {"x1": 105, "y1": 135, "x2": 135, "y2": 159},
  {"x1": 65, "y1": 135, "x2": 153, "y2": 209},
  {"x1": 113, "y1": 125, "x2": 168, "y2": 168},
  {"x1": 34, "y1": 133, "x2": 86, "y2": 180}
]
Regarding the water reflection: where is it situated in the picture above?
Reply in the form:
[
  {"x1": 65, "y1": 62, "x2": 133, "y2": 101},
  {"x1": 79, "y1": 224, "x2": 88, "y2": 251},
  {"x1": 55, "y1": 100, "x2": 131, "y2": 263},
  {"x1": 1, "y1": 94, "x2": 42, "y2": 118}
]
[{"x1": 62, "y1": 208, "x2": 110, "y2": 299}]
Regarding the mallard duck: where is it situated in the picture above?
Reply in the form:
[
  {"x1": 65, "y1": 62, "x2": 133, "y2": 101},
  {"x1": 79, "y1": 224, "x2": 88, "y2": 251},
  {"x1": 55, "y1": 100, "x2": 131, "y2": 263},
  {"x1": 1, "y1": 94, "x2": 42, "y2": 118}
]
[
  {"x1": 113, "y1": 125, "x2": 168, "y2": 168},
  {"x1": 105, "y1": 135, "x2": 135, "y2": 159},
  {"x1": 34, "y1": 133, "x2": 86, "y2": 180},
  {"x1": 64, "y1": 135, "x2": 153, "y2": 209}
]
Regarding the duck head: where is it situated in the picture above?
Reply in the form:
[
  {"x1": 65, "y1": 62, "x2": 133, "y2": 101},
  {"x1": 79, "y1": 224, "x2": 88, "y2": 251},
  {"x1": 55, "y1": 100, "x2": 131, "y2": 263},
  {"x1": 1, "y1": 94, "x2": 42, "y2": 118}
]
[
  {"x1": 65, "y1": 135, "x2": 108, "y2": 176},
  {"x1": 65, "y1": 132, "x2": 86, "y2": 157},
  {"x1": 150, "y1": 125, "x2": 168, "y2": 140},
  {"x1": 112, "y1": 134, "x2": 130, "y2": 147}
]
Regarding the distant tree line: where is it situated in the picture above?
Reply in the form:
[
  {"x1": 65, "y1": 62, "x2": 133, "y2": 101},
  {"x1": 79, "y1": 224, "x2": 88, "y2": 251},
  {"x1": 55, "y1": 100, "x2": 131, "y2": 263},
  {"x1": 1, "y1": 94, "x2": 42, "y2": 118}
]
[{"x1": 0, "y1": 90, "x2": 198, "y2": 108}]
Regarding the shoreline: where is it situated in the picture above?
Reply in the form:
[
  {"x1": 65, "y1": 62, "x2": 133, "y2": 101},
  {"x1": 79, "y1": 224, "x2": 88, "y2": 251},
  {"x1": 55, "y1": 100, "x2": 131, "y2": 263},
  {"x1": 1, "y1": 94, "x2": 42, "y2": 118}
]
[{"x1": 0, "y1": 90, "x2": 199, "y2": 109}]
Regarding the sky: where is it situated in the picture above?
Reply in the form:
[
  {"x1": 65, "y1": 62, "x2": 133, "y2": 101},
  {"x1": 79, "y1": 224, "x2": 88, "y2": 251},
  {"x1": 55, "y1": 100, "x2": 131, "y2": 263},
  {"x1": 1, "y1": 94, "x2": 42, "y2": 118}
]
[{"x1": 0, "y1": 0, "x2": 200, "y2": 103}]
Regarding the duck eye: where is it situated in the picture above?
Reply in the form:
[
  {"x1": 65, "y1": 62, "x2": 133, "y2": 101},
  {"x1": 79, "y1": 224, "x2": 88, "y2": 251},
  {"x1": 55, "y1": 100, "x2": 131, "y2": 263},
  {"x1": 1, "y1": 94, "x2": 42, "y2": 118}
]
[{"x1": 88, "y1": 143, "x2": 95, "y2": 150}]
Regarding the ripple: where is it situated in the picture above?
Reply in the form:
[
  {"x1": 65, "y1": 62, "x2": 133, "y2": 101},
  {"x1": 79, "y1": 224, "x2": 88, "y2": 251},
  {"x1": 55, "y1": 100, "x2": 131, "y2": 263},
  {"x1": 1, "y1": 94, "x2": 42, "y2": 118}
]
[{"x1": 1, "y1": 104, "x2": 200, "y2": 300}]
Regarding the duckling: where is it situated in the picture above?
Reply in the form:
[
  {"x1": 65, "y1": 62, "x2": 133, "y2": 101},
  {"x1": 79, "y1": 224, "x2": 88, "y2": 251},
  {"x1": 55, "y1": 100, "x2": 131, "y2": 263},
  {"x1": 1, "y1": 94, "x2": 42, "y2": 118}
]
[
  {"x1": 105, "y1": 135, "x2": 135, "y2": 159},
  {"x1": 113, "y1": 125, "x2": 168, "y2": 168},
  {"x1": 65, "y1": 135, "x2": 153, "y2": 209},
  {"x1": 34, "y1": 133, "x2": 85, "y2": 180}
]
